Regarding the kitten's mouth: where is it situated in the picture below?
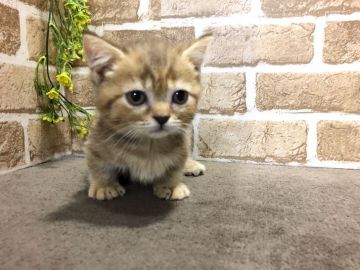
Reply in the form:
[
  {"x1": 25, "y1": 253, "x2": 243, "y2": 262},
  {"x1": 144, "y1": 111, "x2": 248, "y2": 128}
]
[
  {"x1": 153, "y1": 126, "x2": 168, "y2": 133},
  {"x1": 148, "y1": 125, "x2": 173, "y2": 138}
]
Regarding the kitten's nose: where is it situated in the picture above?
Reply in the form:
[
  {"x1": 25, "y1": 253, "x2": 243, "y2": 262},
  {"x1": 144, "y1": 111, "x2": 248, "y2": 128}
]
[{"x1": 153, "y1": 115, "x2": 170, "y2": 126}]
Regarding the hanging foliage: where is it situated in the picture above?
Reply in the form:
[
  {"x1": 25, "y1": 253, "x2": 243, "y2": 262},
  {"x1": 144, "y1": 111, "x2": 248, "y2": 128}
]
[{"x1": 34, "y1": 0, "x2": 93, "y2": 138}]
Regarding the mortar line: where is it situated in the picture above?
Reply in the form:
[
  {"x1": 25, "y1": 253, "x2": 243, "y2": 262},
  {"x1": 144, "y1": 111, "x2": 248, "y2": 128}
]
[
  {"x1": 0, "y1": 0, "x2": 46, "y2": 17},
  {"x1": 0, "y1": 113, "x2": 41, "y2": 121},
  {"x1": 97, "y1": 12, "x2": 360, "y2": 30},
  {"x1": 3, "y1": 55, "x2": 360, "y2": 72},
  {"x1": 0, "y1": 53, "x2": 38, "y2": 67},
  {"x1": 197, "y1": 112, "x2": 360, "y2": 122},
  {"x1": 306, "y1": 119, "x2": 318, "y2": 162},
  {"x1": 196, "y1": 156, "x2": 360, "y2": 170},
  {"x1": 137, "y1": 0, "x2": 150, "y2": 21},
  {"x1": 203, "y1": 63, "x2": 360, "y2": 73},
  {"x1": 16, "y1": 7, "x2": 30, "y2": 61},
  {"x1": 159, "y1": 13, "x2": 360, "y2": 27},
  {"x1": 192, "y1": 115, "x2": 201, "y2": 160},
  {"x1": 4, "y1": 110, "x2": 359, "y2": 122},
  {"x1": 245, "y1": 71, "x2": 257, "y2": 112},
  {"x1": 193, "y1": 22, "x2": 207, "y2": 38},
  {"x1": 326, "y1": 13, "x2": 360, "y2": 21},
  {"x1": 3, "y1": 111, "x2": 359, "y2": 124},
  {"x1": 103, "y1": 21, "x2": 161, "y2": 31},
  {"x1": 88, "y1": 25, "x2": 104, "y2": 36},
  {"x1": 249, "y1": 0, "x2": 264, "y2": 17},
  {"x1": 311, "y1": 17, "x2": 326, "y2": 64},
  {"x1": 20, "y1": 118, "x2": 31, "y2": 164}
]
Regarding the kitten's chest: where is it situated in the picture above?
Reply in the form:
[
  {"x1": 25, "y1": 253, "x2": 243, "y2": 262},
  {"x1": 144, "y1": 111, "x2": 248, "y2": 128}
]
[{"x1": 113, "y1": 142, "x2": 186, "y2": 183}]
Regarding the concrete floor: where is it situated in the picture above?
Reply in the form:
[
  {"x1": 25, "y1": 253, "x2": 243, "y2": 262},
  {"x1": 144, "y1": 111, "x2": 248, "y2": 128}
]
[{"x1": 0, "y1": 156, "x2": 359, "y2": 270}]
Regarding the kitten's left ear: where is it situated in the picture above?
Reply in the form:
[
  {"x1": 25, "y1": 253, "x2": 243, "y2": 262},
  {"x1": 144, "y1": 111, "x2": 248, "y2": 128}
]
[{"x1": 182, "y1": 33, "x2": 213, "y2": 70}]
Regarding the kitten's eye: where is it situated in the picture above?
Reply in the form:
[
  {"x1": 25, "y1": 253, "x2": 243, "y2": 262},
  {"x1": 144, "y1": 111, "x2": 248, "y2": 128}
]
[
  {"x1": 126, "y1": 90, "x2": 147, "y2": 106},
  {"x1": 172, "y1": 90, "x2": 189, "y2": 105}
]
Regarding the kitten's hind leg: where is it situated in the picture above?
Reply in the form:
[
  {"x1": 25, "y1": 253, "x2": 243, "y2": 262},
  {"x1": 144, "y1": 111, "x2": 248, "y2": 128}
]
[
  {"x1": 88, "y1": 165, "x2": 125, "y2": 200},
  {"x1": 153, "y1": 172, "x2": 190, "y2": 200},
  {"x1": 183, "y1": 158, "x2": 206, "y2": 177}
]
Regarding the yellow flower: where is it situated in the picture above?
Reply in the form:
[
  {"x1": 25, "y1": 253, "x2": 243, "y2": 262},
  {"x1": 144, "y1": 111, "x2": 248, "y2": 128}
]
[
  {"x1": 74, "y1": 12, "x2": 91, "y2": 25},
  {"x1": 78, "y1": 49, "x2": 84, "y2": 55},
  {"x1": 42, "y1": 114, "x2": 64, "y2": 124},
  {"x1": 70, "y1": 51, "x2": 80, "y2": 61},
  {"x1": 78, "y1": 127, "x2": 88, "y2": 138},
  {"x1": 46, "y1": 88, "x2": 60, "y2": 100},
  {"x1": 42, "y1": 114, "x2": 52, "y2": 122},
  {"x1": 52, "y1": 116, "x2": 65, "y2": 123},
  {"x1": 65, "y1": 0, "x2": 78, "y2": 10},
  {"x1": 56, "y1": 72, "x2": 72, "y2": 87}
]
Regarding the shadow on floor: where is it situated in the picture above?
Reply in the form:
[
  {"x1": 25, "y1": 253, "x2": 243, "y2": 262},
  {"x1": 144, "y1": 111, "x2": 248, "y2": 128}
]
[{"x1": 45, "y1": 178, "x2": 175, "y2": 228}]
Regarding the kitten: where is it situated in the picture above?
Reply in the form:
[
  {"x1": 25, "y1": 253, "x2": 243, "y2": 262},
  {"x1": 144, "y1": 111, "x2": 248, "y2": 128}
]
[{"x1": 82, "y1": 33, "x2": 212, "y2": 200}]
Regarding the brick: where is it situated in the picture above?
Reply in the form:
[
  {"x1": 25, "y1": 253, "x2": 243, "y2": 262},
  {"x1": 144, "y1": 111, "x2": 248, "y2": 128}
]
[
  {"x1": 21, "y1": 0, "x2": 48, "y2": 10},
  {"x1": 0, "y1": 3, "x2": 20, "y2": 55},
  {"x1": 324, "y1": 21, "x2": 360, "y2": 64},
  {"x1": 26, "y1": 17, "x2": 45, "y2": 61},
  {"x1": 72, "y1": 135, "x2": 85, "y2": 154},
  {"x1": 103, "y1": 27, "x2": 195, "y2": 46},
  {"x1": 318, "y1": 121, "x2": 360, "y2": 161},
  {"x1": 28, "y1": 120, "x2": 72, "y2": 162},
  {"x1": 198, "y1": 120, "x2": 307, "y2": 163},
  {"x1": 199, "y1": 73, "x2": 246, "y2": 114},
  {"x1": 89, "y1": 0, "x2": 139, "y2": 25},
  {"x1": 256, "y1": 73, "x2": 360, "y2": 113},
  {"x1": 261, "y1": 0, "x2": 360, "y2": 17},
  {"x1": 0, "y1": 63, "x2": 39, "y2": 112},
  {"x1": 67, "y1": 73, "x2": 95, "y2": 107},
  {"x1": 0, "y1": 122, "x2": 25, "y2": 169},
  {"x1": 205, "y1": 24, "x2": 314, "y2": 66},
  {"x1": 161, "y1": 0, "x2": 250, "y2": 18},
  {"x1": 149, "y1": 0, "x2": 161, "y2": 20},
  {"x1": 26, "y1": 17, "x2": 56, "y2": 61}
]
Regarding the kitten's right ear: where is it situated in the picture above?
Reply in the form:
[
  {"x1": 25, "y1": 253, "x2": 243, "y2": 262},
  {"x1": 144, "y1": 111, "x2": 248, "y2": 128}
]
[
  {"x1": 182, "y1": 33, "x2": 213, "y2": 71},
  {"x1": 83, "y1": 34, "x2": 124, "y2": 85}
]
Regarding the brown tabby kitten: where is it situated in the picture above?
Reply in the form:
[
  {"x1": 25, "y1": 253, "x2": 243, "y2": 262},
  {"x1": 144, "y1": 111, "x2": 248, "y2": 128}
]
[{"x1": 82, "y1": 33, "x2": 212, "y2": 200}]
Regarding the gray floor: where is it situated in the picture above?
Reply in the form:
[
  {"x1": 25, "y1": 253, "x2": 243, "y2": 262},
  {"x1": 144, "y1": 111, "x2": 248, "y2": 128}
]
[{"x1": 0, "y1": 156, "x2": 360, "y2": 270}]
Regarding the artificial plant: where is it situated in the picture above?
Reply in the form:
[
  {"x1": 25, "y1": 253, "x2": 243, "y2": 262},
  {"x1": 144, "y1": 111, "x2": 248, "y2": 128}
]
[{"x1": 35, "y1": 0, "x2": 93, "y2": 138}]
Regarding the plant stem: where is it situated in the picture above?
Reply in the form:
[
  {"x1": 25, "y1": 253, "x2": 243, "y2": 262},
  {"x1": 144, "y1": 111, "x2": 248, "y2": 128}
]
[
  {"x1": 46, "y1": 0, "x2": 54, "y2": 88},
  {"x1": 35, "y1": 0, "x2": 93, "y2": 137}
]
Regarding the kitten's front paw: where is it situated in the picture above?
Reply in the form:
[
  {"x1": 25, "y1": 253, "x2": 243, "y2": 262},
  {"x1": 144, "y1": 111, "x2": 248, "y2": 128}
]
[
  {"x1": 153, "y1": 184, "x2": 172, "y2": 200},
  {"x1": 88, "y1": 181, "x2": 125, "y2": 200},
  {"x1": 171, "y1": 183, "x2": 190, "y2": 200},
  {"x1": 153, "y1": 182, "x2": 190, "y2": 200},
  {"x1": 184, "y1": 159, "x2": 206, "y2": 177}
]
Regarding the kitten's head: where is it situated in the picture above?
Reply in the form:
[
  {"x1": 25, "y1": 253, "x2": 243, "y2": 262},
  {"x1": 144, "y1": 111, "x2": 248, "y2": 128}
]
[{"x1": 83, "y1": 33, "x2": 212, "y2": 139}]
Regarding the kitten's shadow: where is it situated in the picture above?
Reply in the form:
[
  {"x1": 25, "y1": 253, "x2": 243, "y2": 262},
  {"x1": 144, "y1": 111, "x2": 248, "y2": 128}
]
[{"x1": 45, "y1": 178, "x2": 174, "y2": 228}]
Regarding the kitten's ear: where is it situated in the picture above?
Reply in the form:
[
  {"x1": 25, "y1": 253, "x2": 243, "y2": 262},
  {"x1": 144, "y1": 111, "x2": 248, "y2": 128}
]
[
  {"x1": 83, "y1": 34, "x2": 124, "y2": 84},
  {"x1": 182, "y1": 33, "x2": 213, "y2": 70}
]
